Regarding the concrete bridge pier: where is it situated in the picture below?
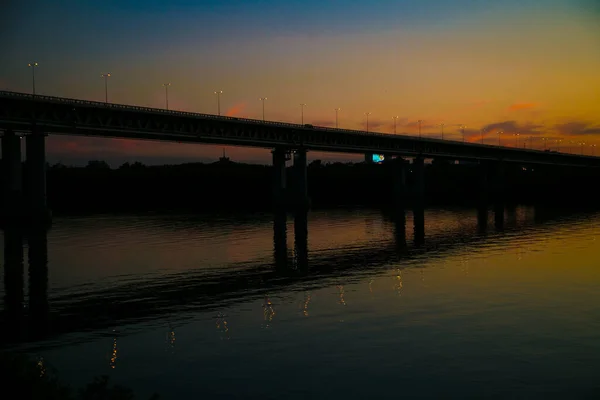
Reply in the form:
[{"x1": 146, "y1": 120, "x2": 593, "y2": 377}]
[
  {"x1": 25, "y1": 131, "x2": 52, "y2": 226},
  {"x1": 392, "y1": 157, "x2": 407, "y2": 209},
  {"x1": 492, "y1": 161, "x2": 505, "y2": 231},
  {"x1": 412, "y1": 156, "x2": 425, "y2": 205},
  {"x1": 272, "y1": 148, "x2": 288, "y2": 271},
  {"x1": 272, "y1": 147, "x2": 287, "y2": 209},
  {"x1": 292, "y1": 148, "x2": 310, "y2": 211},
  {"x1": 1, "y1": 130, "x2": 24, "y2": 224},
  {"x1": 412, "y1": 156, "x2": 425, "y2": 246}
]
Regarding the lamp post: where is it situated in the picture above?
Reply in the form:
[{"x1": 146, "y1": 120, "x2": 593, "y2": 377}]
[
  {"x1": 542, "y1": 137, "x2": 548, "y2": 150},
  {"x1": 27, "y1": 62, "x2": 38, "y2": 95},
  {"x1": 335, "y1": 108, "x2": 341, "y2": 128},
  {"x1": 580, "y1": 142, "x2": 585, "y2": 155},
  {"x1": 101, "y1": 73, "x2": 111, "y2": 103},
  {"x1": 418, "y1": 119, "x2": 422, "y2": 138},
  {"x1": 514, "y1": 133, "x2": 520, "y2": 148},
  {"x1": 300, "y1": 103, "x2": 306, "y2": 124},
  {"x1": 393, "y1": 116, "x2": 399, "y2": 134},
  {"x1": 591, "y1": 144, "x2": 597, "y2": 156},
  {"x1": 214, "y1": 90, "x2": 223, "y2": 116},
  {"x1": 439, "y1": 123, "x2": 445, "y2": 140},
  {"x1": 163, "y1": 83, "x2": 171, "y2": 110},
  {"x1": 497, "y1": 130, "x2": 503, "y2": 146},
  {"x1": 259, "y1": 97, "x2": 267, "y2": 121},
  {"x1": 555, "y1": 139, "x2": 563, "y2": 152},
  {"x1": 365, "y1": 112, "x2": 372, "y2": 133},
  {"x1": 480, "y1": 128, "x2": 485, "y2": 144},
  {"x1": 460, "y1": 124, "x2": 466, "y2": 143}
]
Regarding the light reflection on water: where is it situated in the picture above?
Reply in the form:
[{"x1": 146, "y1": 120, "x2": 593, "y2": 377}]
[{"x1": 2, "y1": 206, "x2": 600, "y2": 399}]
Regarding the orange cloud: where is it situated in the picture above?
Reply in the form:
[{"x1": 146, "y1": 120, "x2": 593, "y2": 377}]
[
  {"x1": 508, "y1": 103, "x2": 537, "y2": 111},
  {"x1": 225, "y1": 103, "x2": 247, "y2": 117}
]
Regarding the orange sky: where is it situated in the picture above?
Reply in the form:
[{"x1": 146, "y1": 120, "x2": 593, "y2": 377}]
[{"x1": 2, "y1": 1, "x2": 599, "y2": 165}]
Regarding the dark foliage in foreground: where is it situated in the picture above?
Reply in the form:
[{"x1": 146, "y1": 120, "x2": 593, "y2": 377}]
[{"x1": 0, "y1": 352, "x2": 158, "y2": 400}]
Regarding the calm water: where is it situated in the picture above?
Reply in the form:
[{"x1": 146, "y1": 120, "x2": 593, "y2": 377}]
[{"x1": 2, "y1": 206, "x2": 600, "y2": 399}]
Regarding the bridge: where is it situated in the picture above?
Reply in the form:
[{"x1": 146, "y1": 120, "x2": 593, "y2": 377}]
[{"x1": 1, "y1": 90, "x2": 600, "y2": 225}]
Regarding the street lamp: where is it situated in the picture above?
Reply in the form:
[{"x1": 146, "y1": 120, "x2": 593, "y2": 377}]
[
  {"x1": 580, "y1": 142, "x2": 585, "y2": 155},
  {"x1": 335, "y1": 108, "x2": 341, "y2": 128},
  {"x1": 542, "y1": 137, "x2": 548, "y2": 150},
  {"x1": 163, "y1": 83, "x2": 171, "y2": 110},
  {"x1": 393, "y1": 116, "x2": 399, "y2": 134},
  {"x1": 214, "y1": 90, "x2": 223, "y2": 116},
  {"x1": 365, "y1": 112, "x2": 372, "y2": 133},
  {"x1": 101, "y1": 73, "x2": 111, "y2": 103},
  {"x1": 514, "y1": 133, "x2": 520, "y2": 148},
  {"x1": 27, "y1": 62, "x2": 38, "y2": 95},
  {"x1": 439, "y1": 123, "x2": 445, "y2": 140},
  {"x1": 497, "y1": 130, "x2": 503, "y2": 146},
  {"x1": 459, "y1": 124, "x2": 466, "y2": 143},
  {"x1": 259, "y1": 97, "x2": 267, "y2": 121},
  {"x1": 591, "y1": 144, "x2": 597, "y2": 156},
  {"x1": 418, "y1": 119, "x2": 423, "y2": 138},
  {"x1": 300, "y1": 103, "x2": 306, "y2": 124},
  {"x1": 480, "y1": 128, "x2": 485, "y2": 144},
  {"x1": 555, "y1": 139, "x2": 563, "y2": 152}
]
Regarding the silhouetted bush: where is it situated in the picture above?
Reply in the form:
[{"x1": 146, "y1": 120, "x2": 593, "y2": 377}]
[
  {"x1": 2, "y1": 159, "x2": 599, "y2": 215},
  {"x1": 0, "y1": 352, "x2": 159, "y2": 399}
]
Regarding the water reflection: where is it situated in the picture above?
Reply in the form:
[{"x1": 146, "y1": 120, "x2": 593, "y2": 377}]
[
  {"x1": 293, "y1": 210, "x2": 308, "y2": 273},
  {"x1": 1, "y1": 206, "x2": 597, "y2": 350},
  {"x1": 3, "y1": 228, "x2": 24, "y2": 339},
  {"x1": 273, "y1": 209, "x2": 287, "y2": 272},
  {"x1": 494, "y1": 203, "x2": 504, "y2": 231},
  {"x1": 393, "y1": 210, "x2": 407, "y2": 252},
  {"x1": 2, "y1": 227, "x2": 49, "y2": 343},
  {"x1": 477, "y1": 206, "x2": 488, "y2": 234},
  {"x1": 413, "y1": 206, "x2": 425, "y2": 247},
  {"x1": 28, "y1": 227, "x2": 49, "y2": 340},
  {"x1": 109, "y1": 335, "x2": 118, "y2": 369}
]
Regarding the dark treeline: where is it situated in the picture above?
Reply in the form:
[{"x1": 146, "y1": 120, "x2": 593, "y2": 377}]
[{"x1": 1, "y1": 158, "x2": 599, "y2": 215}]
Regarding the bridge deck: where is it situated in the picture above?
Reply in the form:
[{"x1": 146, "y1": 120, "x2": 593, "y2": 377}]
[{"x1": 1, "y1": 90, "x2": 598, "y2": 168}]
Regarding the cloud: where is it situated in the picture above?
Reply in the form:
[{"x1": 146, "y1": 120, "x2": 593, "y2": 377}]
[
  {"x1": 310, "y1": 119, "x2": 336, "y2": 128},
  {"x1": 225, "y1": 102, "x2": 247, "y2": 117},
  {"x1": 508, "y1": 103, "x2": 537, "y2": 111},
  {"x1": 482, "y1": 120, "x2": 544, "y2": 135},
  {"x1": 553, "y1": 121, "x2": 600, "y2": 136}
]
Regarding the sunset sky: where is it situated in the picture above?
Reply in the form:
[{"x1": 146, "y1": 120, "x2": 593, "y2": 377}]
[{"x1": 1, "y1": 0, "x2": 599, "y2": 166}]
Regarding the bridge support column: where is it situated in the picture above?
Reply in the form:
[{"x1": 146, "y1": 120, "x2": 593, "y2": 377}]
[
  {"x1": 272, "y1": 148, "x2": 288, "y2": 270},
  {"x1": 413, "y1": 156, "x2": 425, "y2": 205},
  {"x1": 26, "y1": 131, "x2": 51, "y2": 225},
  {"x1": 272, "y1": 148, "x2": 287, "y2": 210},
  {"x1": 492, "y1": 161, "x2": 505, "y2": 231},
  {"x1": 293, "y1": 148, "x2": 309, "y2": 211},
  {"x1": 1, "y1": 130, "x2": 24, "y2": 224},
  {"x1": 392, "y1": 157, "x2": 407, "y2": 209}
]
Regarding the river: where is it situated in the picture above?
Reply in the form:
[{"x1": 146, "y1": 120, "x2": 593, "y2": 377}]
[{"x1": 2, "y1": 206, "x2": 600, "y2": 399}]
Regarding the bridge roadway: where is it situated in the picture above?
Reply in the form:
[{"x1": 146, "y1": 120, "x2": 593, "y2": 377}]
[
  {"x1": 0, "y1": 207, "x2": 584, "y2": 348},
  {"x1": 1, "y1": 90, "x2": 599, "y2": 168}
]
